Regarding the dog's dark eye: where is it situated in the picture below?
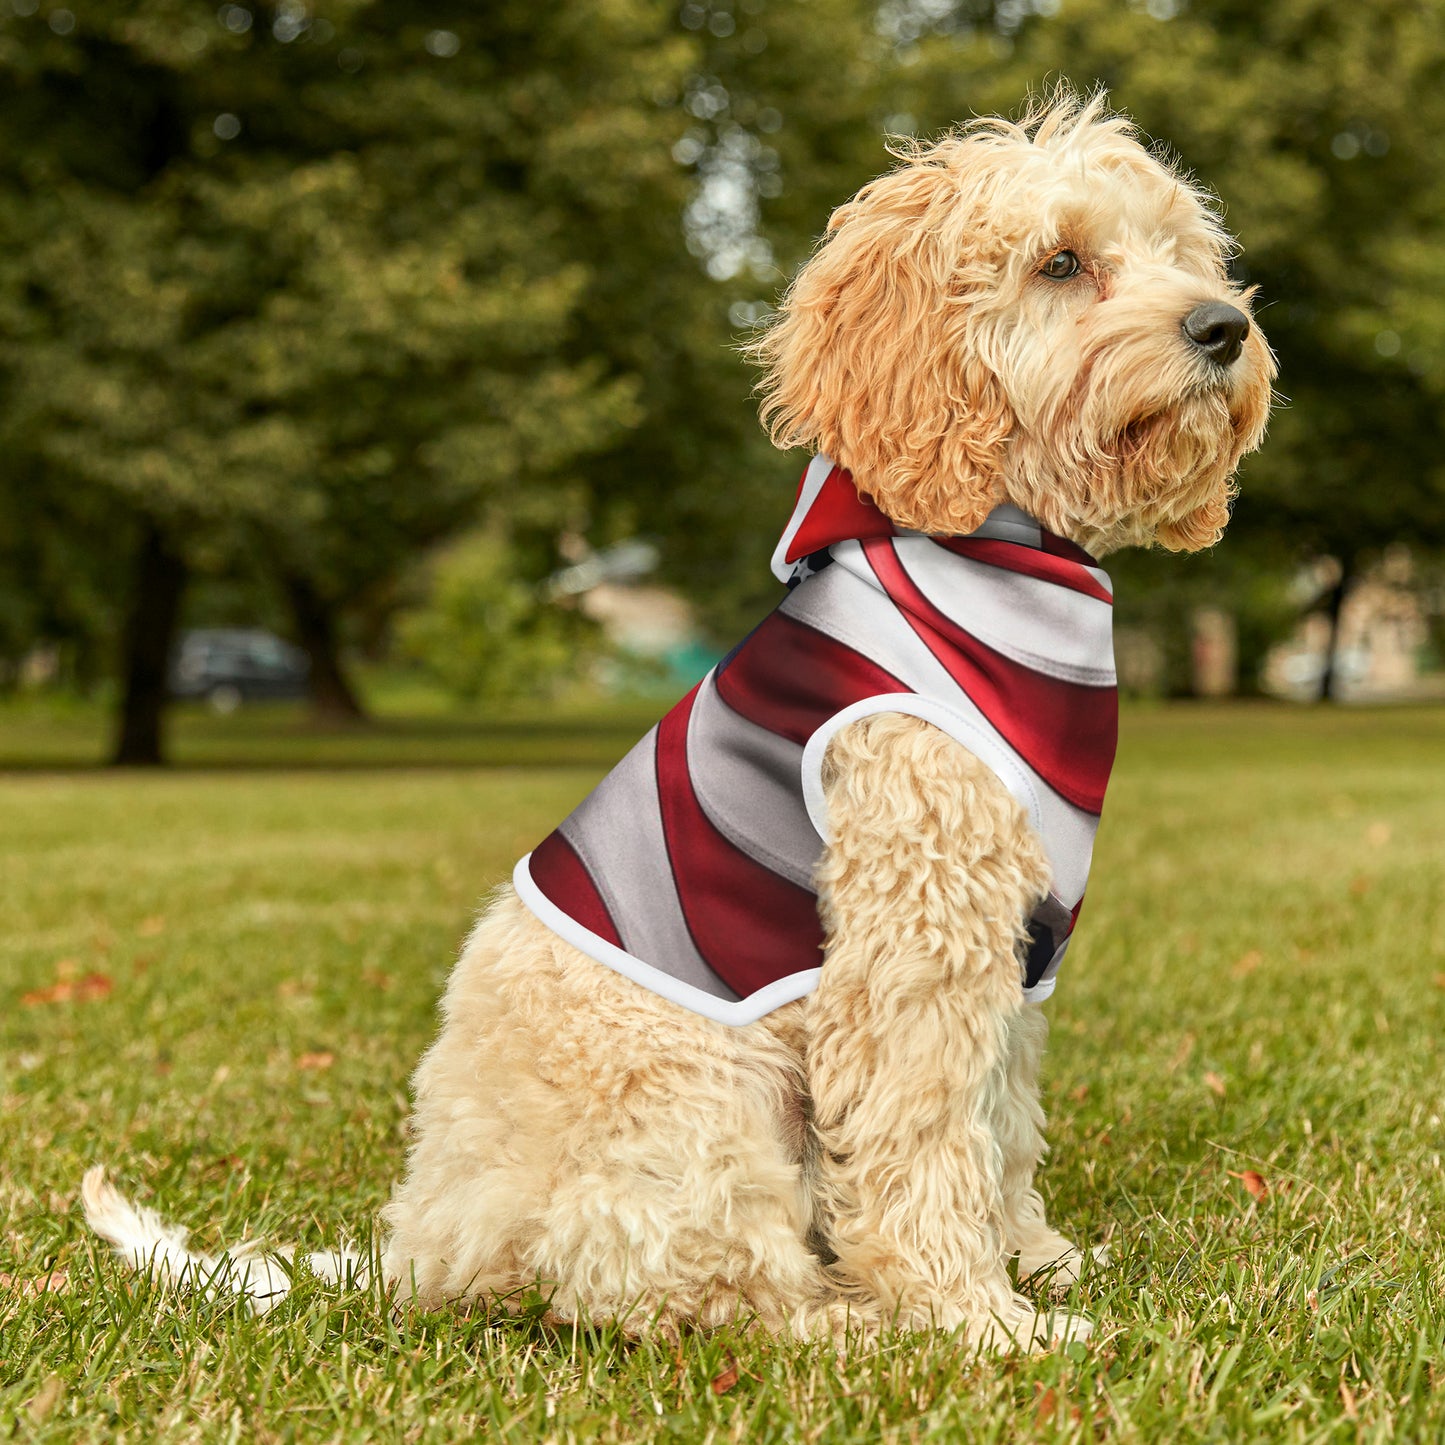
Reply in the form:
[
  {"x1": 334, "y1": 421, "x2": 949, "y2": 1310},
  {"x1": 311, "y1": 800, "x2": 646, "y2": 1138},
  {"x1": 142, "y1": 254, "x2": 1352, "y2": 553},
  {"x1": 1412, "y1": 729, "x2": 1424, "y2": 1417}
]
[{"x1": 1041, "y1": 250, "x2": 1081, "y2": 280}]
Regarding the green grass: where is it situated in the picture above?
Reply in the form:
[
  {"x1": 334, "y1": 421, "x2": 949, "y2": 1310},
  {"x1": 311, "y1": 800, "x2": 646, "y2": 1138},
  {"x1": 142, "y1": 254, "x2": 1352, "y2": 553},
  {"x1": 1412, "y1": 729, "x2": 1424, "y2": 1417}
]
[
  {"x1": 2, "y1": 700, "x2": 1443, "y2": 1442},
  {"x1": 0, "y1": 683, "x2": 665, "y2": 771}
]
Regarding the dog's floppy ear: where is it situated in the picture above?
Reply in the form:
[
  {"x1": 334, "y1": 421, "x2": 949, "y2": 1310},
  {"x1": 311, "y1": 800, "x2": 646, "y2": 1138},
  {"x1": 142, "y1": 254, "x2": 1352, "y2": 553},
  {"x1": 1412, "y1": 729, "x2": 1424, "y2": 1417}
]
[{"x1": 750, "y1": 146, "x2": 1013, "y2": 534}]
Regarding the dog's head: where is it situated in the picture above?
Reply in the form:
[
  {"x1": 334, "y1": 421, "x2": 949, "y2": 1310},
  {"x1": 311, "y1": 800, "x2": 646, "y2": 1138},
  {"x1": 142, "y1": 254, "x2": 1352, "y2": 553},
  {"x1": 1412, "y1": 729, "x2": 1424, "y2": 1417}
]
[{"x1": 751, "y1": 91, "x2": 1275, "y2": 555}]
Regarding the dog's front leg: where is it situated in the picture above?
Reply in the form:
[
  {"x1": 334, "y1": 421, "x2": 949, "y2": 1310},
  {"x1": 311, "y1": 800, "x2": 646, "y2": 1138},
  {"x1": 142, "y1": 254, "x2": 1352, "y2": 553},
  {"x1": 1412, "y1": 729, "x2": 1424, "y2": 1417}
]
[
  {"x1": 806, "y1": 712, "x2": 1088, "y2": 1350},
  {"x1": 994, "y1": 1003, "x2": 1094, "y2": 1289}
]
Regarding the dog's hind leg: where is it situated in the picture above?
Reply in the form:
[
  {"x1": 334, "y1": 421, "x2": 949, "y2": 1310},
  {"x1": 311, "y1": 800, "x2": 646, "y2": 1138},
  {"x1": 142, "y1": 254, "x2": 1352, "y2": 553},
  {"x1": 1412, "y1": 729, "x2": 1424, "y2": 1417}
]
[
  {"x1": 805, "y1": 713, "x2": 1090, "y2": 1350},
  {"x1": 383, "y1": 891, "x2": 836, "y2": 1339},
  {"x1": 515, "y1": 989, "x2": 836, "y2": 1340}
]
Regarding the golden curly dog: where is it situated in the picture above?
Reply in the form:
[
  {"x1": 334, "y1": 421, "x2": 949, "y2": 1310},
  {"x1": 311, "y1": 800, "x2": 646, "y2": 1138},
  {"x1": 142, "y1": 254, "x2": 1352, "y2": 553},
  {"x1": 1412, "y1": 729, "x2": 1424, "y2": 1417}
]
[{"x1": 85, "y1": 92, "x2": 1274, "y2": 1351}]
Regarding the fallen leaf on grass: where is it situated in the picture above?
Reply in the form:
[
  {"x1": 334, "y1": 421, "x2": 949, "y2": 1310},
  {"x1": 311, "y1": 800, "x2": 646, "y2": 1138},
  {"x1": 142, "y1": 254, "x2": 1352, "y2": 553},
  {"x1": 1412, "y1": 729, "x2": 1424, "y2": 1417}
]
[
  {"x1": 1033, "y1": 1385, "x2": 1085, "y2": 1427},
  {"x1": 1433, "y1": 973, "x2": 1445, "y2": 990},
  {"x1": 27, "y1": 1375, "x2": 64, "y2": 1423},
  {"x1": 1034, "y1": 1386, "x2": 1058, "y2": 1425},
  {"x1": 21, "y1": 973, "x2": 113, "y2": 1007},
  {"x1": 0, "y1": 1268, "x2": 70, "y2": 1299},
  {"x1": 710, "y1": 1357, "x2": 739, "y2": 1395},
  {"x1": 1339, "y1": 1380, "x2": 1358, "y2": 1420},
  {"x1": 1228, "y1": 1169, "x2": 1269, "y2": 1200},
  {"x1": 1203, "y1": 1071, "x2": 1227, "y2": 1098},
  {"x1": 1231, "y1": 950, "x2": 1263, "y2": 978},
  {"x1": 1167, "y1": 1034, "x2": 1196, "y2": 1073},
  {"x1": 295, "y1": 1051, "x2": 334, "y2": 1071}
]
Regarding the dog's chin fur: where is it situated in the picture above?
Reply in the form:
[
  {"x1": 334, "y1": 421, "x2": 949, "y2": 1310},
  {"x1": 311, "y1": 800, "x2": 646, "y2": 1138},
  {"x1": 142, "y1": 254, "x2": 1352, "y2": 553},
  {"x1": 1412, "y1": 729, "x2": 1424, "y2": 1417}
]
[
  {"x1": 84, "y1": 89, "x2": 1273, "y2": 1355},
  {"x1": 1010, "y1": 366, "x2": 1272, "y2": 557},
  {"x1": 1004, "y1": 292, "x2": 1274, "y2": 555}
]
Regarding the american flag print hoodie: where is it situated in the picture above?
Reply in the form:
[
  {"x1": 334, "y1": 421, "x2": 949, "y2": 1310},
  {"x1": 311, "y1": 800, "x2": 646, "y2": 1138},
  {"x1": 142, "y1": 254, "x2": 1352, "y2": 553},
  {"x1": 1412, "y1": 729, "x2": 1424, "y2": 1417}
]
[{"x1": 513, "y1": 456, "x2": 1119, "y2": 1026}]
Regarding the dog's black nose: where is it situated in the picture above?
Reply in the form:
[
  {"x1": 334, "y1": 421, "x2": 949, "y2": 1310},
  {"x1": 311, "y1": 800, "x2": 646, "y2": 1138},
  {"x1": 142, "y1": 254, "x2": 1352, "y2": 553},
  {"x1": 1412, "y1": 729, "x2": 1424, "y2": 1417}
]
[{"x1": 1182, "y1": 302, "x2": 1251, "y2": 366}]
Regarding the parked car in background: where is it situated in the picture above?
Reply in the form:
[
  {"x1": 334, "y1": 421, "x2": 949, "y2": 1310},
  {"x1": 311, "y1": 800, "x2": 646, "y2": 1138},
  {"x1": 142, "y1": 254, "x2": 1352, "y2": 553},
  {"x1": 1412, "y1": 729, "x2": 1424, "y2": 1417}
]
[{"x1": 169, "y1": 629, "x2": 310, "y2": 712}]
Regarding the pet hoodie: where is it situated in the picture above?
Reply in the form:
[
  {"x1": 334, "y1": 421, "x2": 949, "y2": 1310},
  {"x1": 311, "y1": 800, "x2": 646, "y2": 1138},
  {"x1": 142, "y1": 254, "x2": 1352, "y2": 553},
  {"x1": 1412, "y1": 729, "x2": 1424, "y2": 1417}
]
[{"x1": 513, "y1": 455, "x2": 1119, "y2": 1026}]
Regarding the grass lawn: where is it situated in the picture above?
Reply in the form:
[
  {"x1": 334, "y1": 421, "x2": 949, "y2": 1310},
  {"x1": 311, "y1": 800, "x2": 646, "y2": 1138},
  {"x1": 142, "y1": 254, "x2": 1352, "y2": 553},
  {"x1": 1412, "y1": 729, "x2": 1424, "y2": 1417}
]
[{"x1": 2, "y1": 699, "x2": 1443, "y2": 1442}]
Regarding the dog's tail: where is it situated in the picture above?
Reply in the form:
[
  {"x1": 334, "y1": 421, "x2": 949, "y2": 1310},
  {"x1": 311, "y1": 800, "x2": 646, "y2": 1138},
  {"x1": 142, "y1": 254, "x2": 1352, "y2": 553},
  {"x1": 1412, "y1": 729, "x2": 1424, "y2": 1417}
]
[{"x1": 81, "y1": 1165, "x2": 369, "y2": 1315}]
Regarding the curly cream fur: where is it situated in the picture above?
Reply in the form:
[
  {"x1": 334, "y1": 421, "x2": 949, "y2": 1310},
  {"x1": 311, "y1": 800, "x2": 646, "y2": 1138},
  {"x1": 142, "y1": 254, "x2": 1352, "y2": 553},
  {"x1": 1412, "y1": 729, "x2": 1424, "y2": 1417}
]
[
  {"x1": 805, "y1": 715, "x2": 1084, "y2": 1343},
  {"x1": 380, "y1": 894, "x2": 830, "y2": 1337},
  {"x1": 379, "y1": 90, "x2": 1274, "y2": 1350},
  {"x1": 383, "y1": 715, "x2": 1087, "y2": 1350}
]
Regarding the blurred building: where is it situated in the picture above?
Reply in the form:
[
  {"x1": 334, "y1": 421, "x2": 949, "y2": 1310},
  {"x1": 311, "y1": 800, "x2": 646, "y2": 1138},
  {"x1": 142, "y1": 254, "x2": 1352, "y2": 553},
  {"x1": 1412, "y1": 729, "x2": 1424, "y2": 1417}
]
[
  {"x1": 1262, "y1": 548, "x2": 1441, "y2": 701},
  {"x1": 546, "y1": 539, "x2": 722, "y2": 691}
]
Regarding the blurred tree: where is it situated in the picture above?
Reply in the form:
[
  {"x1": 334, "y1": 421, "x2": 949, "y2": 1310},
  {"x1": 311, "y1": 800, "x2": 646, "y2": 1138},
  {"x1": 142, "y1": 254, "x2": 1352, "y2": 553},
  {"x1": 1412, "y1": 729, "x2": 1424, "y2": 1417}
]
[
  {"x1": 0, "y1": 0, "x2": 689, "y2": 758},
  {"x1": 395, "y1": 529, "x2": 598, "y2": 705},
  {"x1": 563, "y1": 0, "x2": 890, "y2": 640},
  {"x1": 0, "y1": 451, "x2": 128, "y2": 693},
  {"x1": 9, "y1": 0, "x2": 1445, "y2": 740},
  {"x1": 0, "y1": 0, "x2": 913, "y2": 753}
]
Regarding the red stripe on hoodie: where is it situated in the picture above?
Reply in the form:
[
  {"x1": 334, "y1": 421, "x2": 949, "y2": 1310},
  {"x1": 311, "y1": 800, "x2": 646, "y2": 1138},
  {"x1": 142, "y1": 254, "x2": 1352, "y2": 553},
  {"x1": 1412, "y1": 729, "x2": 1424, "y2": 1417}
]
[
  {"x1": 782, "y1": 464, "x2": 896, "y2": 564},
  {"x1": 528, "y1": 831, "x2": 623, "y2": 948},
  {"x1": 714, "y1": 610, "x2": 906, "y2": 746},
  {"x1": 862, "y1": 539, "x2": 1117, "y2": 813},
  {"x1": 654, "y1": 684, "x2": 824, "y2": 998},
  {"x1": 931, "y1": 537, "x2": 1113, "y2": 604}
]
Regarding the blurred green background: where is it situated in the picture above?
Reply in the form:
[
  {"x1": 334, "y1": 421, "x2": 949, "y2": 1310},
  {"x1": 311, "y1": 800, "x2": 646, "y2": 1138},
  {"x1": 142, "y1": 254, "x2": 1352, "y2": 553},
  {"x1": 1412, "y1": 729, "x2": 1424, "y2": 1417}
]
[{"x1": 2, "y1": 0, "x2": 1445, "y2": 763}]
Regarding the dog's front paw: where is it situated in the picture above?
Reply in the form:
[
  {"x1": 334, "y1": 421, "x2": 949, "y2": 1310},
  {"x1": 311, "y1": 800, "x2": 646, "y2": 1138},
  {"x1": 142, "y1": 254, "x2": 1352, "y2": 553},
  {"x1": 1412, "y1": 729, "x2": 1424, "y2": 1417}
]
[
  {"x1": 970, "y1": 1296, "x2": 1093, "y2": 1354},
  {"x1": 1017, "y1": 1239, "x2": 1110, "y2": 1294}
]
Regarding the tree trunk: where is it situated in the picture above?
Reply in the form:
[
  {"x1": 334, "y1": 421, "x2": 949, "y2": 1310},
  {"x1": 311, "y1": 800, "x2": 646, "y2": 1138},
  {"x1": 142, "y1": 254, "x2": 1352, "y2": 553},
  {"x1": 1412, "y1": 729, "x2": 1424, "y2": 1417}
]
[
  {"x1": 284, "y1": 572, "x2": 367, "y2": 724},
  {"x1": 1316, "y1": 554, "x2": 1355, "y2": 703},
  {"x1": 111, "y1": 523, "x2": 187, "y2": 766}
]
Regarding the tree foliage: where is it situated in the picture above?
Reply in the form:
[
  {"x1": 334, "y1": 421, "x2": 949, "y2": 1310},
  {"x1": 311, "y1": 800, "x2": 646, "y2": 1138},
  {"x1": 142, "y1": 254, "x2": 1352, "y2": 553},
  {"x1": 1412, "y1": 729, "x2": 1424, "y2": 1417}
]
[
  {"x1": 395, "y1": 530, "x2": 596, "y2": 705},
  {"x1": 0, "y1": 0, "x2": 699, "y2": 750},
  {"x1": 3, "y1": 0, "x2": 1444, "y2": 734}
]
